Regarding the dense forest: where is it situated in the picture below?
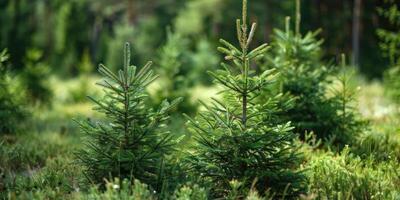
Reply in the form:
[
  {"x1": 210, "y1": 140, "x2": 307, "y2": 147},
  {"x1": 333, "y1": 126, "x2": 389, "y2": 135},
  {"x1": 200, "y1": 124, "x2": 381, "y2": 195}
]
[{"x1": 1, "y1": 0, "x2": 400, "y2": 199}]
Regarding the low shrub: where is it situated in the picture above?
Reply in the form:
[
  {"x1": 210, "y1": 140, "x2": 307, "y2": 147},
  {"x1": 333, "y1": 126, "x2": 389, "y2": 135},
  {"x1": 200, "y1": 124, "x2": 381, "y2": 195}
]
[{"x1": 306, "y1": 147, "x2": 400, "y2": 199}]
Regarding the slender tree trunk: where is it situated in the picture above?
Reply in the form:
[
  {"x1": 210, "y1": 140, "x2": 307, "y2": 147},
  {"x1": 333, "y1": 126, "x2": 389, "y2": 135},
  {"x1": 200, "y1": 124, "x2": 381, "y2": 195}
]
[
  {"x1": 264, "y1": 1, "x2": 271, "y2": 42},
  {"x1": 352, "y1": 0, "x2": 362, "y2": 67},
  {"x1": 295, "y1": 0, "x2": 301, "y2": 36},
  {"x1": 127, "y1": 0, "x2": 137, "y2": 25},
  {"x1": 91, "y1": 18, "x2": 102, "y2": 64}
]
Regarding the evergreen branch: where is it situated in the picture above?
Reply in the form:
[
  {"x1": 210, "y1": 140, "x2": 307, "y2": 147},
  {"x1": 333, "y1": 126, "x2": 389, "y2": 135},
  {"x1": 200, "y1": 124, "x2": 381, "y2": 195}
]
[
  {"x1": 208, "y1": 71, "x2": 243, "y2": 93},
  {"x1": 96, "y1": 80, "x2": 124, "y2": 94},
  {"x1": 136, "y1": 61, "x2": 153, "y2": 80},
  {"x1": 87, "y1": 96, "x2": 124, "y2": 116},
  {"x1": 246, "y1": 23, "x2": 257, "y2": 46},
  {"x1": 199, "y1": 101, "x2": 230, "y2": 129},
  {"x1": 219, "y1": 39, "x2": 241, "y2": 55},
  {"x1": 99, "y1": 64, "x2": 122, "y2": 84}
]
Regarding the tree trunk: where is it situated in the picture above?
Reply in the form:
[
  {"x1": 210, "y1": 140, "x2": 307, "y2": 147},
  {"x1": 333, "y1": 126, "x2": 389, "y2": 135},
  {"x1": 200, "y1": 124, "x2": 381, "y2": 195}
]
[
  {"x1": 127, "y1": 0, "x2": 137, "y2": 25},
  {"x1": 264, "y1": 1, "x2": 271, "y2": 42},
  {"x1": 352, "y1": 0, "x2": 362, "y2": 67}
]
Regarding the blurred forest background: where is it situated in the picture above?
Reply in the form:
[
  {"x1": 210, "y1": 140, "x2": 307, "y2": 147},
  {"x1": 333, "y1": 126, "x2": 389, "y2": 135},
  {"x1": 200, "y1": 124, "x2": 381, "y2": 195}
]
[{"x1": 0, "y1": 0, "x2": 397, "y2": 80}]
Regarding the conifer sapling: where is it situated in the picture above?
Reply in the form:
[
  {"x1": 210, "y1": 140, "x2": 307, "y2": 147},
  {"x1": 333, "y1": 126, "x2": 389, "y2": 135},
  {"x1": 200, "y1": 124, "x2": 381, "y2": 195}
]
[
  {"x1": 185, "y1": 0, "x2": 306, "y2": 197},
  {"x1": 155, "y1": 29, "x2": 195, "y2": 114},
  {"x1": 262, "y1": 1, "x2": 356, "y2": 146},
  {"x1": 329, "y1": 55, "x2": 367, "y2": 147},
  {"x1": 0, "y1": 49, "x2": 27, "y2": 135},
  {"x1": 76, "y1": 43, "x2": 182, "y2": 191}
]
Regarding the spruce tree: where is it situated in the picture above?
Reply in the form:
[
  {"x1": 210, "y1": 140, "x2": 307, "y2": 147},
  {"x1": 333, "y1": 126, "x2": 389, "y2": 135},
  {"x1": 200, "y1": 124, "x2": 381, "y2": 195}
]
[
  {"x1": 0, "y1": 49, "x2": 27, "y2": 134},
  {"x1": 154, "y1": 28, "x2": 219, "y2": 114},
  {"x1": 260, "y1": 0, "x2": 367, "y2": 146},
  {"x1": 263, "y1": 14, "x2": 337, "y2": 141},
  {"x1": 185, "y1": 0, "x2": 306, "y2": 198},
  {"x1": 330, "y1": 55, "x2": 367, "y2": 148},
  {"x1": 21, "y1": 49, "x2": 53, "y2": 105},
  {"x1": 154, "y1": 28, "x2": 195, "y2": 114},
  {"x1": 75, "y1": 43, "x2": 182, "y2": 191}
]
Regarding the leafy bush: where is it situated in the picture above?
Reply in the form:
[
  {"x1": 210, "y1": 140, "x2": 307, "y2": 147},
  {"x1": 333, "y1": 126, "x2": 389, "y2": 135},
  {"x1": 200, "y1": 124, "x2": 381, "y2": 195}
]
[
  {"x1": 185, "y1": 1, "x2": 306, "y2": 198},
  {"x1": 75, "y1": 43, "x2": 182, "y2": 191}
]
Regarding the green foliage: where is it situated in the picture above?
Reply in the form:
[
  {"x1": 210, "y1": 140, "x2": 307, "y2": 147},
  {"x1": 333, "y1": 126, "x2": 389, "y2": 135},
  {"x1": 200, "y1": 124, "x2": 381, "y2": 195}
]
[
  {"x1": 11, "y1": 178, "x2": 207, "y2": 200},
  {"x1": 377, "y1": 1, "x2": 400, "y2": 66},
  {"x1": 68, "y1": 50, "x2": 95, "y2": 103},
  {"x1": 262, "y1": 17, "x2": 337, "y2": 142},
  {"x1": 5, "y1": 157, "x2": 79, "y2": 199},
  {"x1": 105, "y1": 20, "x2": 136, "y2": 73},
  {"x1": 75, "y1": 43, "x2": 182, "y2": 191},
  {"x1": 0, "y1": 49, "x2": 27, "y2": 134},
  {"x1": 153, "y1": 28, "x2": 219, "y2": 116},
  {"x1": 68, "y1": 76, "x2": 91, "y2": 103},
  {"x1": 79, "y1": 178, "x2": 288, "y2": 200},
  {"x1": 328, "y1": 56, "x2": 368, "y2": 147},
  {"x1": 263, "y1": 8, "x2": 367, "y2": 147},
  {"x1": 185, "y1": 1, "x2": 306, "y2": 198},
  {"x1": 82, "y1": 178, "x2": 205, "y2": 200},
  {"x1": 378, "y1": 0, "x2": 400, "y2": 103},
  {"x1": 190, "y1": 38, "x2": 219, "y2": 85},
  {"x1": 1, "y1": 1, "x2": 399, "y2": 199},
  {"x1": 84, "y1": 179, "x2": 156, "y2": 200},
  {"x1": 173, "y1": 184, "x2": 208, "y2": 200},
  {"x1": 174, "y1": 0, "x2": 224, "y2": 36},
  {"x1": 306, "y1": 147, "x2": 400, "y2": 199},
  {"x1": 0, "y1": 132, "x2": 78, "y2": 199},
  {"x1": 81, "y1": 179, "x2": 208, "y2": 200},
  {"x1": 0, "y1": 133, "x2": 74, "y2": 172},
  {"x1": 154, "y1": 28, "x2": 195, "y2": 114},
  {"x1": 226, "y1": 179, "x2": 305, "y2": 200},
  {"x1": 8, "y1": 189, "x2": 69, "y2": 200},
  {"x1": 106, "y1": 17, "x2": 162, "y2": 73},
  {"x1": 353, "y1": 131, "x2": 400, "y2": 162},
  {"x1": 384, "y1": 66, "x2": 400, "y2": 104},
  {"x1": 21, "y1": 49, "x2": 53, "y2": 105}
]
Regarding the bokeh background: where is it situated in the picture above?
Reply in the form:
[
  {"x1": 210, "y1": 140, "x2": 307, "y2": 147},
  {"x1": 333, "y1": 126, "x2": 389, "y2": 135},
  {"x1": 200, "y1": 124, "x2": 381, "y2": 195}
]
[{"x1": 0, "y1": 0, "x2": 397, "y2": 79}]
